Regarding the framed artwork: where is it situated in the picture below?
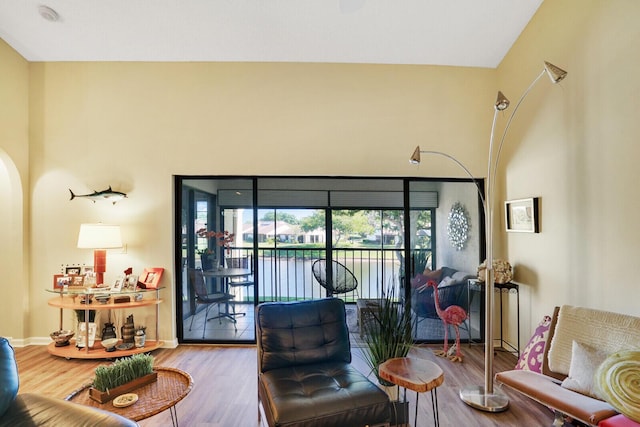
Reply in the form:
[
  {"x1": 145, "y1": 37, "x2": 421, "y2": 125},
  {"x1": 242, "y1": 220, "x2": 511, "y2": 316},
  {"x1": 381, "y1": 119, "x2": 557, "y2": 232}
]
[
  {"x1": 138, "y1": 268, "x2": 164, "y2": 289},
  {"x1": 505, "y1": 197, "x2": 540, "y2": 233},
  {"x1": 65, "y1": 266, "x2": 82, "y2": 275},
  {"x1": 112, "y1": 276, "x2": 124, "y2": 292},
  {"x1": 69, "y1": 274, "x2": 85, "y2": 287},
  {"x1": 53, "y1": 274, "x2": 71, "y2": 289},
  {"x1": 81, "y1": 265, "x2": 94, "y2": 275}
]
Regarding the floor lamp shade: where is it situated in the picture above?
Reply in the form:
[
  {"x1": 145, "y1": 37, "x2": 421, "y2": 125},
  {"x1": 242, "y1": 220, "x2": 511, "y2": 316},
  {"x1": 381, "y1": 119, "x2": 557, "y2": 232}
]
[{"x1": 77, "y1": 223, "x2": 122, "y2": 285}]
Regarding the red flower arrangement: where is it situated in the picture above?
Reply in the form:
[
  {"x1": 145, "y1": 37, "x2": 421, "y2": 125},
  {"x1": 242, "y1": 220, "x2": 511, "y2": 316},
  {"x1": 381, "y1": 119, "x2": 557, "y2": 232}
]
[{"x1": 196, "y1": 228, "x2": 235, "y2": 255}]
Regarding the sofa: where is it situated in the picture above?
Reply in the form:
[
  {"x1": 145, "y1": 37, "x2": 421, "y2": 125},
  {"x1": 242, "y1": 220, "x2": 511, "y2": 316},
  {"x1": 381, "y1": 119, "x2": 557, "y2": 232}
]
[
  {"x1": 496, "y1": 305, "x2": 640, "y2": 426},
  {"x1": 0, "y1": 337, "x2": 137, "y2": 427},
  {"x1": 256, "y1": 298, "x2": 391, "y2": 427}
]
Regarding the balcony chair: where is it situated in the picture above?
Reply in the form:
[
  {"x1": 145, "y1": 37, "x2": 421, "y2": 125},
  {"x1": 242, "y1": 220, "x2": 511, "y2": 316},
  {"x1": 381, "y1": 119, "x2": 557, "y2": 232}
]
[
  {"x1": 225, "y1": 255, "x2": 254, "y2": 317},
  {"x1": 256, "y1": 298, "x2": 391, "y2": 427},
  {"x1": 311, "y1": 259, "x2": 359, "y2": 298},
  {"x1": 187, "y1": 267, "x2": 236, "y2": 338}
]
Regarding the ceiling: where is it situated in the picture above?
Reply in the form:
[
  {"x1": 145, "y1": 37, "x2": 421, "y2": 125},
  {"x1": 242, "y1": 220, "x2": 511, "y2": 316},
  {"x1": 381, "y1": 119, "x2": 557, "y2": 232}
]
[{"x1": 0, "y1": 0, "x2": 542, "y2": 67}]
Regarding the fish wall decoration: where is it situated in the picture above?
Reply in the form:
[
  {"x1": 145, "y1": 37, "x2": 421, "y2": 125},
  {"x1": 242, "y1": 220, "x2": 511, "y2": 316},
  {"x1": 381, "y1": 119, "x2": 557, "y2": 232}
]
[{"x1": 69, "y1": 186, "x2": 127, "y2": 204}]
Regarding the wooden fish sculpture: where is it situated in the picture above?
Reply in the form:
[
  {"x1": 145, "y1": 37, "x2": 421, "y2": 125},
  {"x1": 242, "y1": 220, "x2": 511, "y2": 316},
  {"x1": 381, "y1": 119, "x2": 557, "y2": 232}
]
[{"x1": 69, "y1": 186, "x2": 127, "y2": 204}]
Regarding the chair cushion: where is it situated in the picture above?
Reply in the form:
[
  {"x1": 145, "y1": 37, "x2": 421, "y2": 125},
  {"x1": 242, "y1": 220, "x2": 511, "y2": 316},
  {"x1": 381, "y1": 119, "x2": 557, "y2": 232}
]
[
  {"x1": 259, "y1": 362, "x2": 390, "y2": 427},
  {"x1": 257, "y1": 298, "x2": 351, "y2": 373},
  {"x1": 0, "y1": 338, "x2": 19, "y2": 418}
]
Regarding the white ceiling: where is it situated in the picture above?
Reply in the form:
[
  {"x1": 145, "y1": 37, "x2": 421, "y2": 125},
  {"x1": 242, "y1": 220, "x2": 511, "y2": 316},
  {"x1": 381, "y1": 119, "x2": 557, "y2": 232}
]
[{"x1": 0, "y1": 0, "x2": 542, "y2": 67}]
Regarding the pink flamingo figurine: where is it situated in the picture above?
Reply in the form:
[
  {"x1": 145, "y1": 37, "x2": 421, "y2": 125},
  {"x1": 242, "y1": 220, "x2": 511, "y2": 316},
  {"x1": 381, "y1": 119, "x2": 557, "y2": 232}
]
[{"x1": 425, "y1": 279, "x2": 467, "y2": 362}]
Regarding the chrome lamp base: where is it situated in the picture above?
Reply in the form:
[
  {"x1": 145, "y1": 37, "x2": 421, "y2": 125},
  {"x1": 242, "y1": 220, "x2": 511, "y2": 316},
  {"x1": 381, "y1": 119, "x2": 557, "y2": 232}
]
[{"x1": 459, "y1": 386, "x2": 509, "y2": 412}]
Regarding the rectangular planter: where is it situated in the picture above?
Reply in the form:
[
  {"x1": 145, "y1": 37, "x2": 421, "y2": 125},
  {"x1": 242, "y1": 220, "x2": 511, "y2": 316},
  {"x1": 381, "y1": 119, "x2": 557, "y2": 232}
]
[{"x1": 89, "y1": 371, "x2": 157, "y2": 403}]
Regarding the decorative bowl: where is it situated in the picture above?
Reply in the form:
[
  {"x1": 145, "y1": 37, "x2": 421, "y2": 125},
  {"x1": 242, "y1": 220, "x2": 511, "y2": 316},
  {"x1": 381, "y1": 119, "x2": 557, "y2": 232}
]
[
  {"x1": 50, "y1": 329, "x2": 75, "y2": 347},
  {"x1": 101, "y1": 338, "x2": 119, "y2": 352},
  {"x1": 95, "y1": 294, "x2": 110, "y2": 304}
]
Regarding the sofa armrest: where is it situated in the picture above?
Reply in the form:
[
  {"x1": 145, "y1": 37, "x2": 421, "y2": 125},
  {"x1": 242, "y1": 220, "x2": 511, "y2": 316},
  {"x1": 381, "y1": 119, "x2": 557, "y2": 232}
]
[
  {"x1": 0, "y1": 393, "x2": 138, "y2": 427},
  {"x1": 496, "y1": 370, "x2": 617, "y2": 426}
]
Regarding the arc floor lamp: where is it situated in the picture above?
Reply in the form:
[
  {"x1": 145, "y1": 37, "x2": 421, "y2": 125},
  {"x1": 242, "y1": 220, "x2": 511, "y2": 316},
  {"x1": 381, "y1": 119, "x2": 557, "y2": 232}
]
[{"x1": 410, "y1": 61, "x2": 567, "y2": 412}]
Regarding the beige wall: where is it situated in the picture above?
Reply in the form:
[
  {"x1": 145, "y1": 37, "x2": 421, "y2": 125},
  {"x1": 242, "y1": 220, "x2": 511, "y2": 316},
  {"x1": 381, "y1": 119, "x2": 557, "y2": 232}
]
[
  {"x1": 496, "y1": 0, "x2": 640, "y2": 346},
  {"x1": 20, "y1": 61, "x2": 497, "y2": 343},
  {"x1": 0, "y1": 39, "x2": 29, "y2": 341},
  {"x1": 3, "y1": 0, "x2": 639, "y2": 348}
]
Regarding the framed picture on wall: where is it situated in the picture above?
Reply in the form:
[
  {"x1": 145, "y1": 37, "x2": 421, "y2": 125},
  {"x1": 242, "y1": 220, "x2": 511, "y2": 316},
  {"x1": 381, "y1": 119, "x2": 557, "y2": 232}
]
[{"x1": 505, "y1": 197, "x2": 539, "y2": 233}]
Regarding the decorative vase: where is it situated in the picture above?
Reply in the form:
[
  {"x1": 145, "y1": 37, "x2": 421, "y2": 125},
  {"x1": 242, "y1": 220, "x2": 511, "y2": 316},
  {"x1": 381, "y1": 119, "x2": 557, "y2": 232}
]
[
  {"x1": 101, "y1": 322, "x2": 117, "y2": 341},
  {"x1": 76, "y1": 322, "x2": 97, "y2": 348},
  {"x1": 200, "y1": 254, "x2": 217, "y2": 271},
  {"x1": 134, "y1": 328, "x2": 146, "y2": 348},
  {"x1": 121, "y1": 314, "x2": 135, "y2": 343}
]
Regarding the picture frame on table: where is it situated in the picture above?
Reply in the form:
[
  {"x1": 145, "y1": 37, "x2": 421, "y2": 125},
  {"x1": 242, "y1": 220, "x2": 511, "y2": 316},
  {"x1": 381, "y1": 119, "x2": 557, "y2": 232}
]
[
  {"x1": 53, "y1": 274, "x2": 71, "y2": 289},
  {"x1": 505, "y1": 197, "x2": 539, "y2": 233},
  {"x1": 112, "y1": 276, "x2": 124, "y2": 292},
  {"x1": 65, "y1": 266, "x2": 82, "y2": 275},
  {"x1": 124, "y1": 274, "x2": 138, "y2": 291},
  {"x1": 70, "y1": 274, "x2": 85, "y2": 287},
  {"x1": 138, "y1": 268, "x2": 164, "y2": 289}
]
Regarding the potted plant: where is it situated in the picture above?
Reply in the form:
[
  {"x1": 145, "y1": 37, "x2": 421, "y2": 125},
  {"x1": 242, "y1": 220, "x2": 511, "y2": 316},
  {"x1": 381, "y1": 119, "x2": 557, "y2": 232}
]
[{"x1": 361, "y1": 287, "x2": 413, "y2": 425}]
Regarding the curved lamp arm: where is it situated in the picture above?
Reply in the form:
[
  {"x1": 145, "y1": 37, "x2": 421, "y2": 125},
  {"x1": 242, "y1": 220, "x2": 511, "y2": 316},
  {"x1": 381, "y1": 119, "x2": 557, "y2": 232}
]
[{"x1": 409, "y1": 60, "x2": 567, "y2": 412}]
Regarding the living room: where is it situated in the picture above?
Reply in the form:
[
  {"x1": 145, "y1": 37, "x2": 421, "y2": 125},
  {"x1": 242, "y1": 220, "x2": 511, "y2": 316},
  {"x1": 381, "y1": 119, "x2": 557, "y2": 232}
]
[{"x1": 1, "y1": 1, "x2": 639, "y2": 425}]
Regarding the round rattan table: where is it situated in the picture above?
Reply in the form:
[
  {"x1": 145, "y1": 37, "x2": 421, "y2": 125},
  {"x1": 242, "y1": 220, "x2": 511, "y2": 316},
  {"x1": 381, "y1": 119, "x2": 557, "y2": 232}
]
[{"x1": 66, "y1": 367, "x2": 193, "y2": 427}]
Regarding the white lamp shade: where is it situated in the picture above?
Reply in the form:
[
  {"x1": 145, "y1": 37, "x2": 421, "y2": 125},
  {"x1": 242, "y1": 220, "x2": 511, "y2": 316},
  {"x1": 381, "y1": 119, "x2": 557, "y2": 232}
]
[{"x1": 77, "y1": 223, "x2": 122, "y2": 249}]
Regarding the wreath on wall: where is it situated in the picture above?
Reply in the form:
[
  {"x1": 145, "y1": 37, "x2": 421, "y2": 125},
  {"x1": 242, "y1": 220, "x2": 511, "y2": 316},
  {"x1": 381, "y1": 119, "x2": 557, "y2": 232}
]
[{"x1": 447, "y1": 202, "x2": 469, "y2": 251}]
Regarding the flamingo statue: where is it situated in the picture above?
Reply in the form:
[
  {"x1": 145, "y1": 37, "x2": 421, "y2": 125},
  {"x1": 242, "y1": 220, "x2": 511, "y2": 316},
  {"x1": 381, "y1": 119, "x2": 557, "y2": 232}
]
[{"x1": 425, "y1": 279, "x2": 467, "y2": 362}]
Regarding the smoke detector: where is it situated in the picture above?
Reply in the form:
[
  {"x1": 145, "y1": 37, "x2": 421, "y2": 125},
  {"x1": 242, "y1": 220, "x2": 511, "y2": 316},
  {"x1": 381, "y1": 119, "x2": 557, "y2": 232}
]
[{"x1": 38, "y1": 5, "x2": 60, "y2": 22}]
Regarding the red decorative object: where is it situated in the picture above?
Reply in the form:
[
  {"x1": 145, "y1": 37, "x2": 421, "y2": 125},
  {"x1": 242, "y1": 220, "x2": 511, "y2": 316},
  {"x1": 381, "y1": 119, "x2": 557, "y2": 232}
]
[
  {"x1": 94, "y1": 249, "x2": 106, "y2": 284},
  {"x1": 425, "y1": 278, "x2": 467, "y2": 362}
]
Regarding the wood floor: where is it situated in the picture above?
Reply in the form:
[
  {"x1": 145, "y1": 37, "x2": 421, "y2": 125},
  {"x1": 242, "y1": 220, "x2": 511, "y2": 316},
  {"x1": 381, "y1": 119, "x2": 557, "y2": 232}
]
[{"x1": 13, "y1": 343, "x2": 554, "y2": 426}]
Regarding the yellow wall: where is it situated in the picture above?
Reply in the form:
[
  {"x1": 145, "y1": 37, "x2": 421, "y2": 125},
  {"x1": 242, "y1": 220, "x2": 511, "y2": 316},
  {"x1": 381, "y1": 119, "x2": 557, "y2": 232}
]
[
  {"x1": 23, "y1": 61, "x2": 496, "y2": 342},
  {"x1": 2, "y1": 0, "x2": 639, "y2": 347},
  {"x1": 0, "y1": 39, "x2": 29, "y2": 341},
  {"x1": 497, "y1": 0, "x2": 640, "y2": 344}
]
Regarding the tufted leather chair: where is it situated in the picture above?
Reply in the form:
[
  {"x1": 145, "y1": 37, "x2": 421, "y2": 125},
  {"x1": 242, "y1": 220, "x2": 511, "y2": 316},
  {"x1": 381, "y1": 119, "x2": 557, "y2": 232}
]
[
  {"x1": 0, "y1": 337, "x2": 138, "y2": 427},
  {"x1": 256, "y1": 298, "x2": 391, "y2": 427}
]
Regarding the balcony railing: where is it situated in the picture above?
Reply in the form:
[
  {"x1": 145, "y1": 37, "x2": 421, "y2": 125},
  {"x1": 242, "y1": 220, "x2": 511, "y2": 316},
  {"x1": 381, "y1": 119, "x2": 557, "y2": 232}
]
[{"x1": 223, "y1": 247, "x2": 429, "y2": 303}]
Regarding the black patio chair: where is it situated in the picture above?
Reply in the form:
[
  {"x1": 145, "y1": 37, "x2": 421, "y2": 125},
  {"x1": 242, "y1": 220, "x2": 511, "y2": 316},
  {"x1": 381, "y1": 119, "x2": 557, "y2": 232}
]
[
  {"x1": 312, "y1": 259, "x2": 359, "y2": 297},
  {"x1": 187, "y1": 267, "x2": 236, "y2": 338}
]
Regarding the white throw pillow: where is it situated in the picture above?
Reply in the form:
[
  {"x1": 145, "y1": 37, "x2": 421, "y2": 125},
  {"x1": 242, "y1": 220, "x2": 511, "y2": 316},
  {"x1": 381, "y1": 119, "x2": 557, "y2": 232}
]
[{"x1": 560, "y1": 340, "x2": 608, "y2": 399}]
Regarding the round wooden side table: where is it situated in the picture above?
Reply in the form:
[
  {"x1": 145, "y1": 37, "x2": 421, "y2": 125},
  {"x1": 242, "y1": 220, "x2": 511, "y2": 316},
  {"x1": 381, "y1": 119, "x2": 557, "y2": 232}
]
[
  {"x1": 379, "y1": 357, "x2": 444, "y2": 427},
  {"x1": 66, "y1": 366, "x2": 193, "y2": 427}
]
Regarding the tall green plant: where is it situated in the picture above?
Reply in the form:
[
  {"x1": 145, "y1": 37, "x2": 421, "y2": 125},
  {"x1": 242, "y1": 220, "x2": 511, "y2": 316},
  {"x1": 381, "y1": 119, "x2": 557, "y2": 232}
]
[{"x1": 361, "y1": 287, "x2": 413, "y2": 385}]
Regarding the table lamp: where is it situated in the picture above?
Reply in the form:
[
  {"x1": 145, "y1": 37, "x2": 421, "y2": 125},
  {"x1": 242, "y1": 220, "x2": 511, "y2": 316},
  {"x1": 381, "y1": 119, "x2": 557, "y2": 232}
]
[{"x1": 77, "y1": 223, "x2": 122, "y2": 285}]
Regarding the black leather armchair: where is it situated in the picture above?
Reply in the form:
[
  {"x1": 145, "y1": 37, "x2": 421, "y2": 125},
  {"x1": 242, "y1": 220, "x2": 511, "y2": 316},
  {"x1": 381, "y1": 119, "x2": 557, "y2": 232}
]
[
  {"x1": 256, "y1": 298, "x2": 391, "y2": 427},
  {"x1": 0, "y1": 337, "x2": 138, "y2": 427}
]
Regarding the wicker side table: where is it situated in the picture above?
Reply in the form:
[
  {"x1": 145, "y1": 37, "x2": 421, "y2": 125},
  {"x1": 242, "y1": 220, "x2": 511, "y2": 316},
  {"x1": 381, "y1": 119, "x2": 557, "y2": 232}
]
[{"x1": 66, "y1": 366, "x2": 193, "y2": 427}]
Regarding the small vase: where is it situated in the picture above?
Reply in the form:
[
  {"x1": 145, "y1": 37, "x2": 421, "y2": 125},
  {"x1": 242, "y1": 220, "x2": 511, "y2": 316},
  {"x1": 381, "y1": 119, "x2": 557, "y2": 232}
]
[
  {"x1": 121, "y1": 314, "x2": 135, "y2": 343},
  {"x1": 77, "y1": 322, "x2": 97, "y2": 348},
  {"x1": 134, "y1": 330, "x2": 146, "y2": 348}
]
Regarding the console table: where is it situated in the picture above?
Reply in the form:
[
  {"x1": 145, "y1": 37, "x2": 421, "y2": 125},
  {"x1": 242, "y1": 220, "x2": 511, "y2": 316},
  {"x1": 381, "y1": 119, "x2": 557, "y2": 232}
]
[
  {"x1": 467, "y1": 279, "x2": 520, "y2": 356},
  {"x1": 46, "y1": 287, "x2": 164, "y2": 359}
]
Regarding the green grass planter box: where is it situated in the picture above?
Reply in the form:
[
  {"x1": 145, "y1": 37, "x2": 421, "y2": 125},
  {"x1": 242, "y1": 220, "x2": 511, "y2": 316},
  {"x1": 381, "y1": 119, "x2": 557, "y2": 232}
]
[
  {"x1": 89, "y1": 371, "x2": 157, "y2": 403},
  {"x1": 89, "y1": 353, "x2": 155, "y2": 403}
]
